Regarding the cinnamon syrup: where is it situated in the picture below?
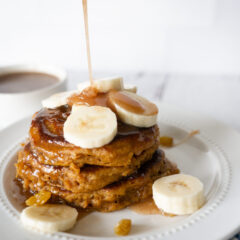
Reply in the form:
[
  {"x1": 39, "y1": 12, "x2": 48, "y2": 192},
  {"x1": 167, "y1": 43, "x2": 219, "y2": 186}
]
[
  {"x1": 0, "y1": 72, "x2": 58, "y2": 93},
  {"x1": 67, "y1": 87, "x2": 108, "y2": 107},
  {"x1": 130, "y1": 198, "x2": 175, "y2": 217},
  {"x1": 82, "y1": 0, "x2": 94, "y2": 85},
  {"x1": 68, "y1": 88, "x2": 158, "y2": 118},
  {"x1": 108, "y1": 90, "x2": 158, "y2": 115}
]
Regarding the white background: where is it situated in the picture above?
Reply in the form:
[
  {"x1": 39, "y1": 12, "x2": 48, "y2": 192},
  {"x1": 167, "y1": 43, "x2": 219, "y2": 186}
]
[{"x1": 0, "y1": 0, "x2": 240, "y2": 75}]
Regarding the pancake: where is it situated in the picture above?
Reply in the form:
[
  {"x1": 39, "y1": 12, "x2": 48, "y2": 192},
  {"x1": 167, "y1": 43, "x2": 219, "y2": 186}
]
[
  {"x1": 16, "y1": 142, "x2": 158, "y2": 192},
  {"x1": 29, "y1": 105, "x2": 160, "y2": 167},
  {"x1": 16, "y1": 150, "x2": 179, "y2": 212}
]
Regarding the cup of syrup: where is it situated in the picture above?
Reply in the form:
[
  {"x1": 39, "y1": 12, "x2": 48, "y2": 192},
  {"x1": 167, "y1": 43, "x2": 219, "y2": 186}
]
[{"x1": 0, "y1": 64, "x2": 67, "y2": 129}]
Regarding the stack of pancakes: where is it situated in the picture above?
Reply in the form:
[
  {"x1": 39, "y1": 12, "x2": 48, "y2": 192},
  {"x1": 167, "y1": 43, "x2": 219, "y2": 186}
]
[{"x1": 16, "y1": 105, "x2": 179, "y2": 212}]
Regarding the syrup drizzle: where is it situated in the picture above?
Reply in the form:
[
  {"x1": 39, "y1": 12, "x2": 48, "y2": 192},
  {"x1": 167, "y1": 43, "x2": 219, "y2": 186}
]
[
  {"x1": 130, "y1": 198, "x2": 175, "y2": 217},
  {"x1": 174, "y1": 130, "x2": 199, "y2": 147},
  {"x1": 82, "y1": 0, "x2": 94, "y2": 85}
]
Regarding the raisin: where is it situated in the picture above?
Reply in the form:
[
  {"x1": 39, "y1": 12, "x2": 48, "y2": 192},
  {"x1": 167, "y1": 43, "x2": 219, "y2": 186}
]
[
  {"x1": 25, "y1": 190, "x2": 51, "y2": 206},
  {"x1": 159, "y1": 136, "x2": 173, "y2": 147},
  {"x1": 114, "y1": 219, "x2": 132, "y2": 236}
]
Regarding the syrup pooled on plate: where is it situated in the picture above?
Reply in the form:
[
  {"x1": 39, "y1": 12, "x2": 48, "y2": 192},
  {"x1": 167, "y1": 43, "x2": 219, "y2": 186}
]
[{"x1": 130, "y1": 198, "x2": 176, "y2": 217}]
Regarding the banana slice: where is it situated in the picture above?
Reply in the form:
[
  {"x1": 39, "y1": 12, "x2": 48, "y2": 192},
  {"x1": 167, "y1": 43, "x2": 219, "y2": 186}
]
[
  {"x1": 94, "y1": 76, "x2": 123, "y2": 93},
  {"x1": 124, "y1": 84, "x2": 137, "y2": 93},
  {"x1": 64, "y1": 105, "x2": 117, "y2": 148},
  {"x1": 42, "y1": 90, "x2": 78, "y2": 108},
  {"x1": 20, "y1": 204, "x2": 78, "y2": 233},
  {"x1": 153, "y1": 174, "x2": 205, "y2": 215},
  {"x1": 78, "y1": 79, "x2": 130, "y2": 92},
  {"x1": 108, "y1": 91, "x2": 158, "y2": 127}
]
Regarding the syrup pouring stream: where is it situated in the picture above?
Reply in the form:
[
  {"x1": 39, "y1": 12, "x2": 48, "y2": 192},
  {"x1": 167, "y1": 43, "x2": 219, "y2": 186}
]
[{"x1": 82, "y1": 0, "x2": 94, "y2": 85}]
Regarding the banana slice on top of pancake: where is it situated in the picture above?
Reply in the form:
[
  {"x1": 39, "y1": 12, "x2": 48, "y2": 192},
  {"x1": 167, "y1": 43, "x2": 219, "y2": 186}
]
[
  {"x1": 124, "y1": 84, "x2": 137, "y2": 93},
  {"x1": 108, "y1": 91, "x2": 158, "y2": 127},
  {"x1": 77, "y1": 76, "x2": 123, "y2": 93},
  {"x1": 94, "y1": 76, "x2": 123, "y2": 93},
  {"x1": 64, "y1": 105, "x2": 117, "y2": 148},
  {"x1": 77, "y1": 78, "x2": 137, "y2": 94},
  {"x1": 42, "y1": 90, "x2": 78, "y2": 109}
]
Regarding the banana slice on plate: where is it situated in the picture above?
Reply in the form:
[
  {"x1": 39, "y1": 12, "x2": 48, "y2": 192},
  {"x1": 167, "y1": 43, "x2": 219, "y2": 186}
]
[
  {"x1": 20, "y1": 204, "x2": 78, "y2": 233},
  {"x1": 153, "y1": 174, "x2": 205, "y2": 215},
  {"x1": 42, "y1": 90, "x2": 78, "y2": 109},
  {"x1": 108, "y1": 91, "x2": 158, "y2": 127},
  {"x1": 64, "y1": 105, "x2": 117, "y2": 148}
]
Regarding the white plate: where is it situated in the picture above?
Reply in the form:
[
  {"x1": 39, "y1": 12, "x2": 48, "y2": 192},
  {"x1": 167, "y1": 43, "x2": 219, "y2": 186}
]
[{"x1": 0, "y1": 102, "x2": 239, "y2": 240}]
